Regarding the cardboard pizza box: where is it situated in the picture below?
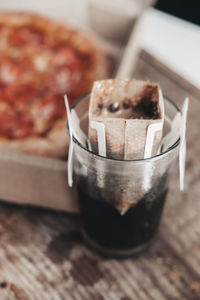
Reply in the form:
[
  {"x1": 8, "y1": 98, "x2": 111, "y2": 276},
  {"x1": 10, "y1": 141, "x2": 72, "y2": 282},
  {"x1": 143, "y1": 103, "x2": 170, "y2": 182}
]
[
  {"x1": 0, "y1": 0, "x2": 145, "y2": 213},
  {"x1": 0, "y1": 150, "x2": 79, "y2": 212}
]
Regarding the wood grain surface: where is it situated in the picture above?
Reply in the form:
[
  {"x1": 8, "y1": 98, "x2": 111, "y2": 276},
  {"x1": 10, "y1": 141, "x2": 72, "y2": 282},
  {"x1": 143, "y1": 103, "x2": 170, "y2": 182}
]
[{"x1": 0, "y1": 51, "x2": 200, "y2": 300}]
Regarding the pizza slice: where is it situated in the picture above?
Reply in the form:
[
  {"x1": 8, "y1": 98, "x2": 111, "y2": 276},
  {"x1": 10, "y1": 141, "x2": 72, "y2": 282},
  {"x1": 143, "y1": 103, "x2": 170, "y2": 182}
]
[{"x1": 0, "y1": 12, "x2": 108, "y2": 157}]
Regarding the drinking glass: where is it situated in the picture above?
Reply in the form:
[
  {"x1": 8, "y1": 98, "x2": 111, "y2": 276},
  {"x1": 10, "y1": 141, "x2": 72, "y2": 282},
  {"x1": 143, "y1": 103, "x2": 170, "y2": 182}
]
[{"x1": 71, "y1": 95, "x2": 180, "y2": 258}]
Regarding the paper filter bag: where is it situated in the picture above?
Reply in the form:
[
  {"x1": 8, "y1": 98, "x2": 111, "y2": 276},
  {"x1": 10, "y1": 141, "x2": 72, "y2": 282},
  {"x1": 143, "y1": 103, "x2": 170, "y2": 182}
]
[{"x1": 88, "y1": 79, "x2": 164, "y2": 159}]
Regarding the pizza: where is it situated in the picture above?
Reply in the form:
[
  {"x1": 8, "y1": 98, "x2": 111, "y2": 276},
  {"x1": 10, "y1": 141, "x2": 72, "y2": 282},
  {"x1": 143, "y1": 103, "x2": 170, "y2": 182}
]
[{"x1": 0, "y1": 12, "x2": 108, "y2": 157}]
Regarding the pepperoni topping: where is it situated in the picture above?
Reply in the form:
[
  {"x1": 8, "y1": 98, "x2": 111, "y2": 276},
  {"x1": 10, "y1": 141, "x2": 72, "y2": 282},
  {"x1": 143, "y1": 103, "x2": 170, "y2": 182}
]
[
  {"x1": 0, "y1": 108, "x2": 35, "y2": 139},
  {"x1": 0, "y1": 25, "x2": 4, "y2": 36},
  {"x1": 0, "y1": 81, "x2": 5, "y2": 93},
  {"x1": 45, "y1": 63, "x2": 84, "y2": 95},
  {"x1": 51, "y1": 45, "x2": 81, "y2": 67},
  {"x1": 10, "y1": 25, "x2": 44, "y2": 46},
  {"x1": 43, "y1": 93, "x2": 65, "y2": 118},
  {"x1": 0, "y1": 57, "x2": 33, "y2": 84},
  {"x1": 3, "y1": 84, "x2": 36, "y2": 104},
  {"x1": 28, "y1": 92, "x2": 65, "y2": 135},
  {"x1": 0, "y1": 58, "x2": 23, "y2": 84},
  {"x1": 49, "y1": 43, "x2": 86, "y2": 97}
]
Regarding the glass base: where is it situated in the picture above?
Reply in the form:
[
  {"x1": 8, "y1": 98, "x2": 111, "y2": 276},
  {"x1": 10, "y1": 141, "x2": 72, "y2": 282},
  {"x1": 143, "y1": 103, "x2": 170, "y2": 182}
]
[{"x1": 82, "y1": 229, "x2": 153, "y2": 258}]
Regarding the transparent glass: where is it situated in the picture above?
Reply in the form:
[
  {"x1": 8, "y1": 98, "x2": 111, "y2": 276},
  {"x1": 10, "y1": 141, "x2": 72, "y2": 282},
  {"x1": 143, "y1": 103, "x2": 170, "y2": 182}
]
[{"x1": 71, "y1": 95, "x2": 180, "y2": 258}]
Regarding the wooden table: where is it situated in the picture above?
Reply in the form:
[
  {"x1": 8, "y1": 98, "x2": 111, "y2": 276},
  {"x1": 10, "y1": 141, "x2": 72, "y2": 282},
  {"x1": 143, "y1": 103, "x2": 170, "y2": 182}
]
[{"x1": 0, "y1": 52, "x2": 200, "y2": 300}]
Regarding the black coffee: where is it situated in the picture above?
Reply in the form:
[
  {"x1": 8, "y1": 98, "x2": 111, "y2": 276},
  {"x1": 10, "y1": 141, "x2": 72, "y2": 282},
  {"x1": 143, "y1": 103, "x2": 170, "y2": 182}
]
[{"x1": 77, "y1": 175, "x2": 168, "y2": 257}]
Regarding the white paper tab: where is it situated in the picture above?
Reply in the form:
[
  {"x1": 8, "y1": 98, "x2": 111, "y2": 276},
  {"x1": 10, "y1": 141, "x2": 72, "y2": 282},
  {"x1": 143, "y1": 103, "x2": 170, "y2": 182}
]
[
  {"x1": 179, "y1": 97, "x2": 189, "y2": 191},
  {"x1": 144, "y1": 122, "x2": 163, "y2": 159},
  {"x1": 64, "y1": 95, "x2": 73, "y2": 187},
  {"x1": 90, "y1": 121, "x2": 107, "y2": 157},
  {"x1": 162, "y1": 112, "x2": 181, "y2": 152},
  {"x1": 71, "y1": 109, "x2": 88, "y2": 148},
  {"x1": 142, "y1": 122, "x2": 162, "y2": 192}
]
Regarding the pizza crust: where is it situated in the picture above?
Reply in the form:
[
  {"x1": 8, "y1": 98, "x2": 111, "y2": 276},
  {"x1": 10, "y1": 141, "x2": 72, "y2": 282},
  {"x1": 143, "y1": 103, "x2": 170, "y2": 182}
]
[
  {"x1": 0, "y1": 119, "x2": 69, "y2": 158},
  {"x1": 0, "y1": 12, "x2": 109, "y2": 157}
]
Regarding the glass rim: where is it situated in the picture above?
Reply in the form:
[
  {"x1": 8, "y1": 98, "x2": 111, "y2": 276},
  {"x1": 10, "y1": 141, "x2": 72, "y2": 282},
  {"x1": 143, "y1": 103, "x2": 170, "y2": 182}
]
[{"x1": 69, "y1": 93, "x2": 181, "y2": 163}]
